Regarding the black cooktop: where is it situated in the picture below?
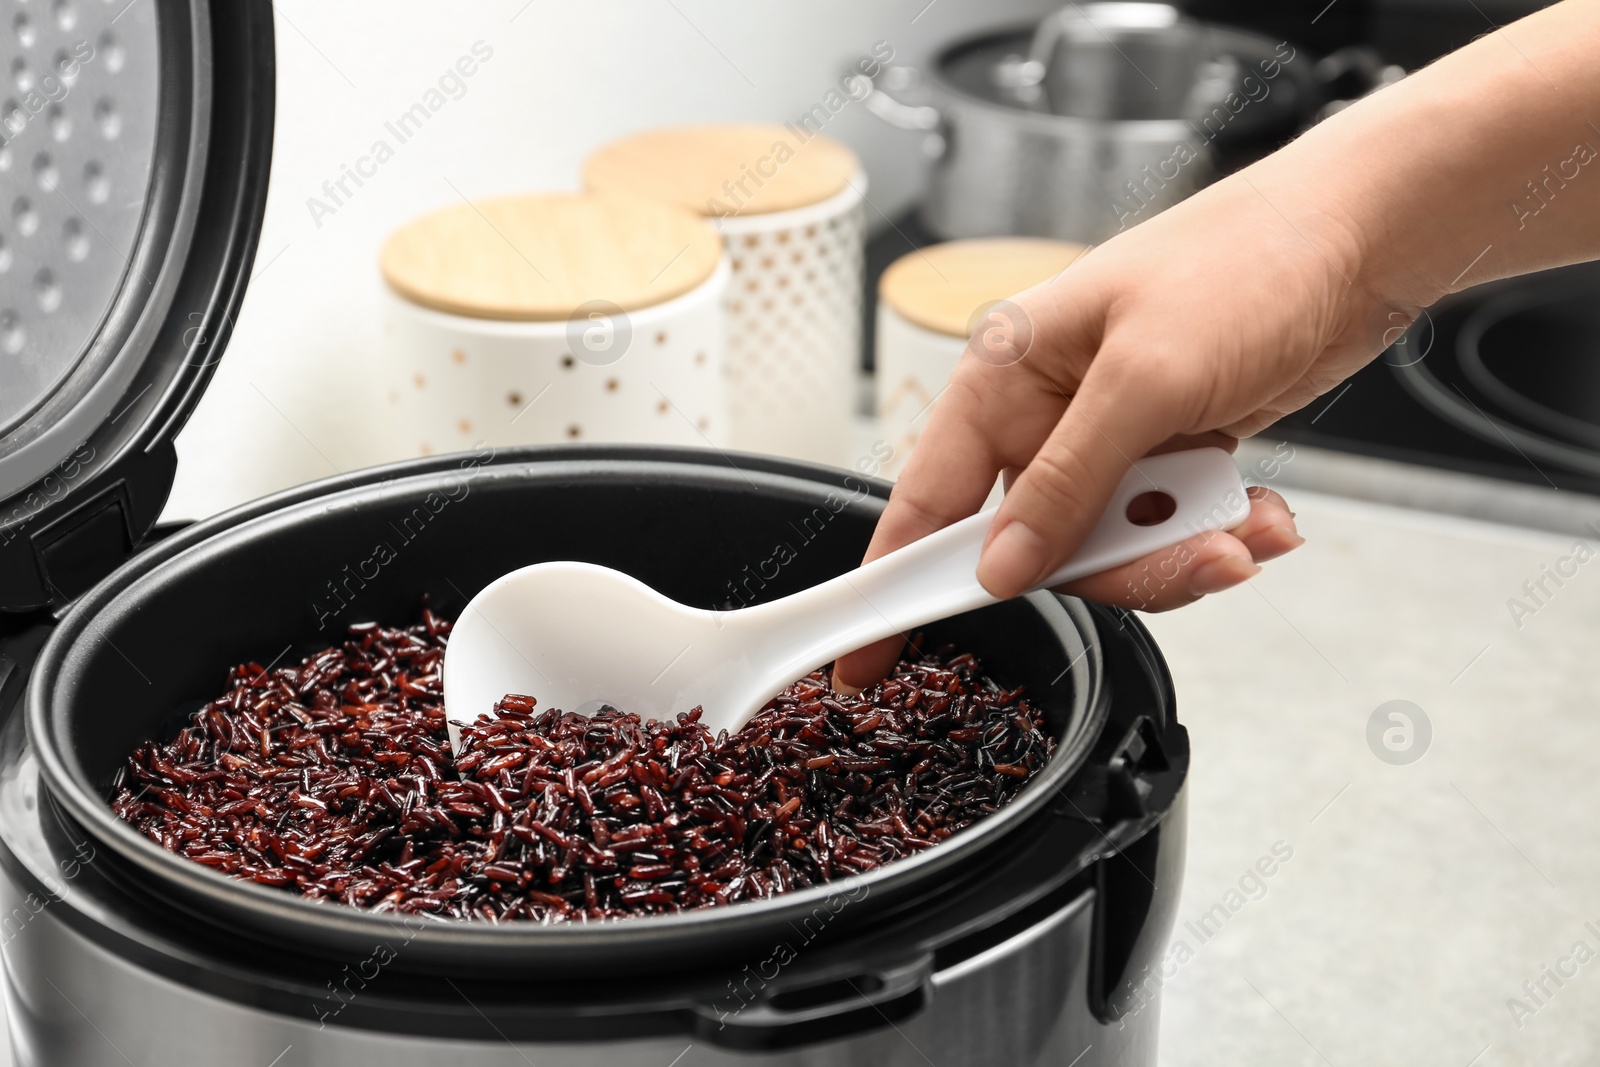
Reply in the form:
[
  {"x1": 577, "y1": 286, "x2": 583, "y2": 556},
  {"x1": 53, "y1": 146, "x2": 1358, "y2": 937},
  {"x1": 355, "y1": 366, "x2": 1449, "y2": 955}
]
[
  {"x1": 862, "y1": 209, "x2": 1600, "y2": 497},
  {"x1": 1271, "y1": 261, "x2": 1600, "y2": 497}
]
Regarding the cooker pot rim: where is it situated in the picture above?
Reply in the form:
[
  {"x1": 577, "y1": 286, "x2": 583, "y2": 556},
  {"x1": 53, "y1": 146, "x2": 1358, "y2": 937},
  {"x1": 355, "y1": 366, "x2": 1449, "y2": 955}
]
[{"x1": 25, "y1": 445, "x2": 1113, "y2": 969}]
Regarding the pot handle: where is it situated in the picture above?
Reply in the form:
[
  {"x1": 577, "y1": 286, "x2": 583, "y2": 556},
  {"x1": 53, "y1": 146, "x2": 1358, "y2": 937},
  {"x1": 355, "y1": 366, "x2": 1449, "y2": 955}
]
[
  {"x1": 846, "y1": 68, "x2": 945, "y2": 154},
  {"x1": 1312, "y1": 46, "x2": 1406, "y2": 119},
  {"x1": 690, "y1": 953, "x2": 934, "y2": 1051}
]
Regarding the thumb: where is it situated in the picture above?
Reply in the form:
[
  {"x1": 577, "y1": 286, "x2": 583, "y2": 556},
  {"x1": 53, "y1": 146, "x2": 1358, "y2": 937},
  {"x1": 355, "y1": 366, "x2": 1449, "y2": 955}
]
[{"x1": 976, "y1": 356, "x2": 1184, "y2": 598}]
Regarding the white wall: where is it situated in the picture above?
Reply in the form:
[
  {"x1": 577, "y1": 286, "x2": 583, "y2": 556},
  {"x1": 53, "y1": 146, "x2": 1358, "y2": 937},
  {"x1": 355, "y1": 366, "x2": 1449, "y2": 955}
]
[{"x1": 164, "y1": 0, "x2": 1065, "y2": 520}]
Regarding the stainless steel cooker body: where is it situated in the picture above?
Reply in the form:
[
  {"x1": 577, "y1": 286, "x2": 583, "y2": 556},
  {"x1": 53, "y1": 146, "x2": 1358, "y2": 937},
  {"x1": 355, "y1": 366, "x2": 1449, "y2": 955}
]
[
  {"x1": 0, "y1": 837, "x2": 1146, "y2": 1067},
  {"x1": 0, "y1": 447, "x2": 1191, "y2": 1066}
]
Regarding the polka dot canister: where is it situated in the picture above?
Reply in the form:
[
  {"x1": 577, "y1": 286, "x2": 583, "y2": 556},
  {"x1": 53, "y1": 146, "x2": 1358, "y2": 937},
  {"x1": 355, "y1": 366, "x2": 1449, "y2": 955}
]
[
  {"x1": 379, "y1": 190, "x2": 728, "y2": 457},
  {"x1": 584, "y1": 124, "x2": 865, "y2": 466}
]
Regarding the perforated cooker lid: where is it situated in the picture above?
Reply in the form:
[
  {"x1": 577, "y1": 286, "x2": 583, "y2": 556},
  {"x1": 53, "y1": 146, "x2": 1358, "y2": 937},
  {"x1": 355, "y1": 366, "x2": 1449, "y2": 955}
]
[{"x1": 0, "y1": 0, "x2": 273, "y2": 611}]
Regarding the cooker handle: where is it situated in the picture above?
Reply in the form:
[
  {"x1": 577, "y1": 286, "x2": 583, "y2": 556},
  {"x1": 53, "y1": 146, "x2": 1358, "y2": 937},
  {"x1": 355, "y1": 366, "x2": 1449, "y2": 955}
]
[
  {"x1": 1085, "y1": 719, "x2": 1191, "y2": 1023},
  {"x1": 689, "y1": 953, "x2": 934, "y2": 1051}
]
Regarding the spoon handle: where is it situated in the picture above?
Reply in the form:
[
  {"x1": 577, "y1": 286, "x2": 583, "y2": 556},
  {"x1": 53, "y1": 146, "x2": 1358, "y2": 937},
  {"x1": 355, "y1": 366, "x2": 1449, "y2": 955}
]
[
  {"x1": 1033, "y1": 447, "x2": 1251, "y2": 587},
  {"x1": 742, "y1": 448, "x2": 1251, "y2": 684}
]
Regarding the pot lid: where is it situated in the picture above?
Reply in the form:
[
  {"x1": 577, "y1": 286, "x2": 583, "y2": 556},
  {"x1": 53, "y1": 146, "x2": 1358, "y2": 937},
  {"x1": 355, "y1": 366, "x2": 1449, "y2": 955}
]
[
  {"x1": 879, "y1": 237, "x2": 1087, "y2": 338},
  {"x1": 378, "y1": 190, "x2": 723, "y2": 320},
  {"x1": 582, "y1": 123, "x2": 860, "y2": 218},
  {"x1": 936, "y1": 3, "x2": 1308, "y2": 141},
  {"x1": 0, "y1": 0, "x2": 274, "y2": 612}
]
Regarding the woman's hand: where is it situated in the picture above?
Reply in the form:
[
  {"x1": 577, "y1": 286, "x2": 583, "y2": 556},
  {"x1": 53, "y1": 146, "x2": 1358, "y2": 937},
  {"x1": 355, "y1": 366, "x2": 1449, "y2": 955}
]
[
  {"x1": 834, "y1": 167, "x2": 1371, "y2": 690},
  {"x1": 834, "y1": 0, "x2": 1600, "y2": 693}
]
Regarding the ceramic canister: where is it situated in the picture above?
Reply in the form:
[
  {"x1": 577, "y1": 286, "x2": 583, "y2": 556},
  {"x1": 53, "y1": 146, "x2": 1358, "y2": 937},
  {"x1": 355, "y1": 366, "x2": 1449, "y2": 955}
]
[
  {"x1": 876, "y1": 238, "x2": 1088, "y2": 478},
  {"x1": 584, "y1": 124, "x2": 865, "y2": 467},
  {"x1": 379, "y1": 190, "x2": 729, "y2": 457}
]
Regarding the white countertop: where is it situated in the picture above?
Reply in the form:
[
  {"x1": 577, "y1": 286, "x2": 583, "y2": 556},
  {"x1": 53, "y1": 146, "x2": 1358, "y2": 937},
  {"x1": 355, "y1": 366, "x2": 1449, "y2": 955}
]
[{"x1": 1148, "y1": 487, "x2": 1600, "y2": 1067}]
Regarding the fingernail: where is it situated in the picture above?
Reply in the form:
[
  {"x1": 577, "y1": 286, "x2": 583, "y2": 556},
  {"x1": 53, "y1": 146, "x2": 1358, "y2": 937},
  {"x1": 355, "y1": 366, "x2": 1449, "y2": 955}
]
[
  {"x1": 1190, "y1": 555, "x2": 1260, "y2": 595},
  {"x1": 1269, "y1": 524, "x2": 1306, "y2": 550},
  {"x1": 977, "y1": 521, "x2": 1051, "y2": 598},
  {"x1": 1245, "y1": 524, "x2": 1304, "y2": 564}
]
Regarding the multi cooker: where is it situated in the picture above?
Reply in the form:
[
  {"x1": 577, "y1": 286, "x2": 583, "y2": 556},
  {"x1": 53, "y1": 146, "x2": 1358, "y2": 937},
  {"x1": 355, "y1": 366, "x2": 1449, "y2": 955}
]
[{"x1": 0, "y1": 2, "x2": 1193, "y2": 1063}]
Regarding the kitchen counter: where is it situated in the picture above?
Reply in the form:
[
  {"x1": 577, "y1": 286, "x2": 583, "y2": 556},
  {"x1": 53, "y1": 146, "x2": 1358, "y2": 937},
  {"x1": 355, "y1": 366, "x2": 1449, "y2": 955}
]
[{"x1": 1148, "y1": 479, "x2": 1600, "y2": 1066}]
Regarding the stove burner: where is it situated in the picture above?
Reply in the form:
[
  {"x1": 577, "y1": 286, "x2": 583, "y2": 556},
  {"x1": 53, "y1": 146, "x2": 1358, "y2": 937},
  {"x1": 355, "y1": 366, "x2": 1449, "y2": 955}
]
[
  {"x1": 1271, "y1": 261, "x2": 1600, "y2": 497},
  {"x1": 1457, "y1": 283, "x2": 1600, "y2": 452},
  {"x1": 1393, "y1": 263, "x2": 1600, "y2": 479}
]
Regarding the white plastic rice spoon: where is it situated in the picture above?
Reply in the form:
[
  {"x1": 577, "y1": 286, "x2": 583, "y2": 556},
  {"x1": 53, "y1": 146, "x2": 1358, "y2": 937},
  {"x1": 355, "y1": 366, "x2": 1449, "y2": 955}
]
[{"x1": 442, "y1": 447, "x2": 1249, "y2": 747}]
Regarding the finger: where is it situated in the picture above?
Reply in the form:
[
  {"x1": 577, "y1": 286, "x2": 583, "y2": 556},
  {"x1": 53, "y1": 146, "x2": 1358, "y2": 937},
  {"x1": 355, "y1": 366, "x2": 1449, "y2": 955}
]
[
  {"x1": 1147, "y1": 430, "x2": 1239, "y2": 456},
  {"x1": 837, "y1": 455, "x2": 1283, "y2": 693},
  {"x1": 840, "y1": 459, "x2": 1294, "y2": 691},
  {"x1": 1054, "y1": 529, "x2": 1259, "y2": 611},
  {"x1": 864, "y1": 277, "x2": 1105, "y2": 570},
  {"x1": 833, "y1": 373, "x2": 1012, "y2": 694},
  {"x1": 1055, "y1": 488, "x2": 1300, "y2": 610},
  {"x1": 836, "y1": 281, "x2": 1105, "y2": 693},
  {"x1": 833, "y1": 636, "x2": 903, "y2": 695},
  {"x1": 863, "y1": 372, "x2": 1010, "y2": 565},
  {"x1": 976, "y1": 354, "x2": 1190, "y2": 599},
  {"x1": 1244, "y1": 485, "x2": 1290, "y2": 511},
  {"x1": 1235, "y1": 486, "x2": 1303, "y2": 562}
]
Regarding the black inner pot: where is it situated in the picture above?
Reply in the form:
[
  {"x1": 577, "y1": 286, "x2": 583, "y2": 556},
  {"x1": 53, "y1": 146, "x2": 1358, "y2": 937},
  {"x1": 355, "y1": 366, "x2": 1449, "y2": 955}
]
[{"x1": 27, "y1": 447, "x2": 1109, "y2": 974}]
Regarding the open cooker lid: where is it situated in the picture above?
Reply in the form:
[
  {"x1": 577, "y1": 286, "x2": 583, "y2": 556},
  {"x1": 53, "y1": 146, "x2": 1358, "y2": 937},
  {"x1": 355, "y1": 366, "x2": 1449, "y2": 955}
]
[{"x1": 0, "y1": 0, "x2": 273, "y2": 612}]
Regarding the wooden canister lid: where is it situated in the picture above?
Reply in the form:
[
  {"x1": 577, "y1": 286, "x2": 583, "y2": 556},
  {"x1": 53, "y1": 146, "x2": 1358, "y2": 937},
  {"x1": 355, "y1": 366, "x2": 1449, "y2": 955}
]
[
  {"x1": 379, "y1": 190, "x2": 723, "y2": 321},
  {"x1": 880, "y1": 238, "x2": 1089, "y2": 338},
  {"x1": 583, "y1": 123, "x2": 859, "y2": 218}
]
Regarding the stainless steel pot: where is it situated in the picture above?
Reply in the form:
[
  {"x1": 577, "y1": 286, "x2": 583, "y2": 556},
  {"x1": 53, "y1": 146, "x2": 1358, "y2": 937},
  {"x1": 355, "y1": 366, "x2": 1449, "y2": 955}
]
[{"x1": 856, "y1": 3, "x2": 1323, "y2": 243}]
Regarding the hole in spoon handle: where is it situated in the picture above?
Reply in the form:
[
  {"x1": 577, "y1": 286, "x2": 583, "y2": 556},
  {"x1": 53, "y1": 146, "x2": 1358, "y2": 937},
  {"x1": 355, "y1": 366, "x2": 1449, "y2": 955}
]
[{"x1": 1036, "y1": 448, "x2": 1251, "y2": 589}]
